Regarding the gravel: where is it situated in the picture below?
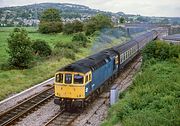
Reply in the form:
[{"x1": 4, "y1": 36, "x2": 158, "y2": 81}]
[
  {"x1": 0, "y1": 78, "x2": 54, "y2": 113},
  {"x1": 0, "y1": 57, "x2": 142, "y2": 126},
  {"x1": 14, "y1": 100, "x2": 60, "y2": 126},
  {"x1": 72, "y1": 57, "x2": 142, "y2": 126}
]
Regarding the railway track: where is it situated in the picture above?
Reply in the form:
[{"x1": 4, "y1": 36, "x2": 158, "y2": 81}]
[
  {"x1": 0, "y1": 86, "x2": 54, "y2": 126},
  {"x1": 44, "y1": 109, "x2": 80, "y2": 126},
  {"x1": 44, "y1": 56, "x2": 142, "y2": 126}
]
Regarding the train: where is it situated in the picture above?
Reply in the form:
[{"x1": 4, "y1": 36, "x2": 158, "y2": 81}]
[{"x1": 54, "y1": 29, "x2": 159, "y2": 108}]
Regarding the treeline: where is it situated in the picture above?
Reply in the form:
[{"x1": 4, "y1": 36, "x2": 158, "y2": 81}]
[{"x1": 39, "y1": 8, "x2": 113, "y2": 35}]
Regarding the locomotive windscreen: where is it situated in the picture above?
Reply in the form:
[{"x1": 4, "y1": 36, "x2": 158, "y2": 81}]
[
  {"x1": 65, "y1": 74, "x2": 72, "y2": 84},
  {"x1": 74, "y1": 74, "x2": 83, "y2": 84}
]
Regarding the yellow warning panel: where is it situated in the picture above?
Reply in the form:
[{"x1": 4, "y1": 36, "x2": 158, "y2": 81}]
[{"x1": 55, "y1": 84, "x2": 85, "y2": 99}]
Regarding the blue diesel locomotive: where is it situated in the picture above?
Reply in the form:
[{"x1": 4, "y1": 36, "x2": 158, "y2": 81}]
[{"x1": 54, "y1": 30, "x2": 159, "y2": 107}]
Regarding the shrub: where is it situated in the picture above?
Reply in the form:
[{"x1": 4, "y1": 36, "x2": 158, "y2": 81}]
[
  {"x1": 7, "y1": 28, "x2": 33, "y2": 69},
  {"x1": 84, "y1": 14, "x2": 113, "y2": 35},
  {"x1": 63, "y1": 22, "x2": 74, "y2": 34},
  {"x1": 142, "y1": 40, "x2": 180, "y2": 61},
  {"x1": 32, "y1": 40, "x2": 52, "y2": 57},
  {"x1": 72, "y1": 33, "x2": 88, "y2": 47},
  {"x1": 63, "y1": 20, "x2": 84, "y2": 35},
  {"x1": 39, "y1": 21, "x2": 63, "y2": 34}
]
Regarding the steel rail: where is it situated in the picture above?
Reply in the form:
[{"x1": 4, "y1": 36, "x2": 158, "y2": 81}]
[{"x1": 0, "y1": 86, "x2": 54, "y2": 126}]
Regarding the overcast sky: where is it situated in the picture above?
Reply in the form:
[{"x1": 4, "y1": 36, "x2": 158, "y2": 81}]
[{"x1": 0, "y1": 0, "x2": 180, "y2": 17}]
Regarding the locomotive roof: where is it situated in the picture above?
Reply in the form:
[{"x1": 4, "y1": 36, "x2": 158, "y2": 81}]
[{"x1": 58, "y1": 49, "x2": 118, "y2": 73}]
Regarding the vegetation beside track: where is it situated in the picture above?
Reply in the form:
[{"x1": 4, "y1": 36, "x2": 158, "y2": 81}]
[
  {"x1": 0, "y1": 27, "x2": 94, "y2": 100},
  {"x1": 0, "y1": 27, "x2": 127, "y2": 101},
  {"x1": 102, "y1": 40, "x2": 180, "y2": 126}
]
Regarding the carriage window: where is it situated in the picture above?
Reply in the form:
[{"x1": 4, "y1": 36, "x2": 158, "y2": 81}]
[
  {"x1": 74, "y1": 74, "x2": 84, "y2": 84},
  {"x1": 124, "y1": 53, "x2": 126, "y2": 60},
  {"x1": 65, "y1": 74, "x2": 72, "y2": 84},
  {"x1": 56, "y1": 73, "x2": 63, "y2": 83}
]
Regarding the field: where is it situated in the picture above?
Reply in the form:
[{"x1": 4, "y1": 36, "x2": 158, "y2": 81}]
[
  {"x1": 0, "y1": 27, "x2": 92, "y2": 100},
  {"x1": 102, "y1": 56, "x2": 180, "y2": 125}
]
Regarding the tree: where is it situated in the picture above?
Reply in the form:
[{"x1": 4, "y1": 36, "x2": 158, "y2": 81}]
[
  {"x1": 72, "y1": 20, "x2": 84, "y2": 33},
  {"x1": 7, "y1": 28, "x2": 33, "y2": 68},
  {"x1": 63, "y1": 20, "x2": 84, "y2": 34},
  {"x1": 63, "y1": 22, "x2": 74, "y2": 34},
  {"x1": 119, "y1": 17, "x2": 125, "y2": 24},
  {"x1": 72, "y1": 33, "x2": 88, "y2": 47},
  {"x1": 39, "y1": 8, "x2": 63, "y2": 34},
  {"x1": 84, "y1": 14, "x2": 113, "y2": 35},
  {"x1": 32, "y1": 40, "x2": 52, "y2": 57}
]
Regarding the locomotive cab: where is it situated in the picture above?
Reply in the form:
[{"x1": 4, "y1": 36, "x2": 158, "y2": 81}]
[{"x1": 54, "y1": 71, "x2": 92, "y2": 100}]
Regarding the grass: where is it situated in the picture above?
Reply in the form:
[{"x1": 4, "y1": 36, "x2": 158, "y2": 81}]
[
  {"x1": 0, "y1": 26, "x2": 126, "y2": 101},
  {"x1": 0, "y1": 27, "x2": 88, "y2": 100},
  {"x1": 102, "y1": 59, "x2": 180, "y2": 126}
]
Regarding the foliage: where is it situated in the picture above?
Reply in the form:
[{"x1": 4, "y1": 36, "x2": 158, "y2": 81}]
[
  {"x1": 7, "y1": 28, "x2": 33, "y2": 69},
  {"x1": 72, "y1": 20, "x2": 84, "y2": 33},
  {"x1": 0, "y1": 27, "x2": 93, "y2": 101},
  {"x1": 63, "y1": 22, "x2": 74, "y2": 34},
  {"x1": 39, "y1": 21, "x2": 63, "y2": 34},
  {"x1": 72, "y1": 33, "x2": 88, "y2": 47},
  {"x1": 63, "y1": 20, "x2": 84, "y2": 34},
  {"x1": 84, "y1": 14, "x2": 113, "y2": 35},
  {"x1": 39, "y1": 8, "x2": 63, "y2": 34},
  {"x1": 119, "y1": 17, "x2": 125, "y2": 24},
  {"x1": 53, "y1": 42, "x2": 77, "y2": 60},
  {"x1": 32, "y1": 40, "x2": 52, "y2": 57},
  {"x1": 142, "y1": 40, "x2": 180, "y2": 61},
  {"x1": 102, "y1": 59, "x2": 180, "y2": 126},
  {"x1": 102, "y1": 42, "x2": 180, "y2": 126}
]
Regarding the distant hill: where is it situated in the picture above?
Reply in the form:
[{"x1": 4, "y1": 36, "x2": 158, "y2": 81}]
[
  {"x1": 0, "y1": 3, "x2": 125, "y2": 20},
  {"x1": 0, "y1": 2, "x2": 179, "y2": 27}
]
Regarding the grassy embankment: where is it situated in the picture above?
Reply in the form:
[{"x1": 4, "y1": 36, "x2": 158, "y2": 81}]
[
  {"x1": 0, "y1": 27, "x2": 94, "y2": 100},
  {"x1": 102, "y1": 40, "x2": 180, "y2": 126},
  {"x1": 0, "y1": 27, "x2": 127, "y2": 100}
]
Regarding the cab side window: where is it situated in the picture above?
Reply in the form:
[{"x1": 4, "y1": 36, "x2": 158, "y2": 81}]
[
  {"x1": 85, "y1": 75, "x2": 88, "y2": 83},
  {"x1": 56, "y1": 73, "x2": 63, "y2": 83},
  {"x1": 74, "y1": 74, "x2": 83, "y2": 84},
  {"x1": 89, "y1": 74, "x2": 92, "y2": 81},
  {"x1": 65, "y1": 74, "x2": 72, "y2": 84}
]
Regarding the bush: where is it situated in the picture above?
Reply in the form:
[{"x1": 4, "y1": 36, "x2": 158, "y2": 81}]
[
  {"x1": 7, "y1": 28, "x2": 33, "y2": 69},
  {"x1": 32, "y1": 40, "x2": 52, "y2": 57},
  {"x1": 72, "y1": 33, "x2": 88, "y2": 47},
  {"x1": 143, "y1": 40, "x2": 180, "y2": 61},
  {"x1": 102, "y1": 61, "x2": 180, "y2": 126},
  {"x1": 63, "y1": 22, "x2": 74, "y2": 34},
  {"x1": 63, "y1": 20, "x2": 84, "y2": 34},
  {"x1": 84, "y1": 14, "x2": 113, "y2": 35},
  {"x1": 39, "y1": 21, "x2": 63, "y2": 34}
]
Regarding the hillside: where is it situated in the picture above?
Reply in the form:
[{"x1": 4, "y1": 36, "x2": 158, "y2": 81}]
[{"x1": 0, "y1": 3, "x2": 124, "y2": 26}]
